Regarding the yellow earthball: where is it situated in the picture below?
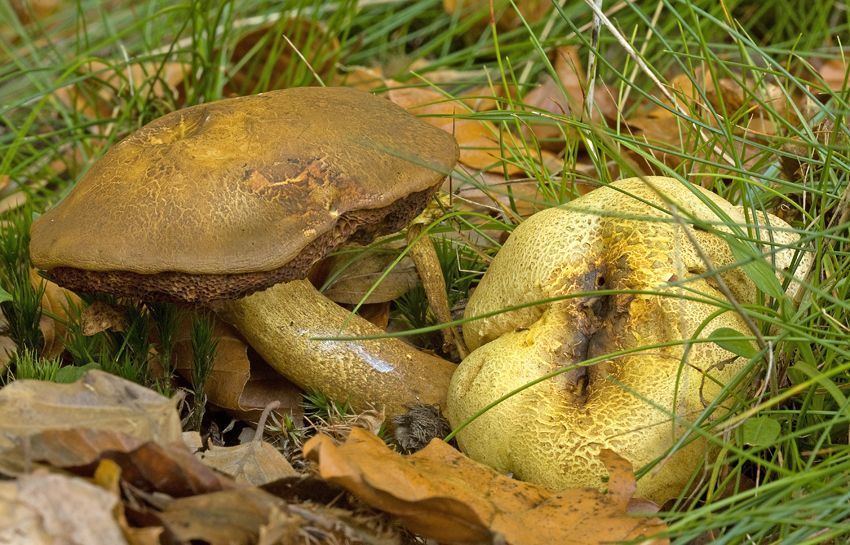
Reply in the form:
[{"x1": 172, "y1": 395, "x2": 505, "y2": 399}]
[{"x1": 446, "y1": 176, "x2": 810, "y2": 503}]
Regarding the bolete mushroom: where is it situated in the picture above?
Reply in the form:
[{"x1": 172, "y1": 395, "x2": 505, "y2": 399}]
[
  {"x1": 29, "y1": 86, "x2": 458, "y2": 417},
  {"x1": 446, "y1": 176, "x2": 811, "y2": 503}
]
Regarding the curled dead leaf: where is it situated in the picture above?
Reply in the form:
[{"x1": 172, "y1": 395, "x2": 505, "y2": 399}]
[
  {"x1": 0, "y1": 370, "x2": 182, "y2": 454},
  {"x1": 304, "y1": 427, "x2": 669, "y2": 545},
  {"x1": 174, "y1": 315, "x2": 303, "y2": 419},
  {"x1": 31, "y1": 268, "x2": 81, "y2": 358}
]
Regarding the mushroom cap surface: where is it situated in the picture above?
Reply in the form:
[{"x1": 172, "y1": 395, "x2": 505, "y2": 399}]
[
  {"x1": 446, "y1": 176, "x2": 811, "y2": 503},
  {"x1": 30, "y1": 87, "x2": 458, "y2": 302}
]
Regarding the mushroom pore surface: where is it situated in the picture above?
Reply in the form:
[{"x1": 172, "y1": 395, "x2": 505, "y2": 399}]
[
  {"x1": 30, "y1": 87, "x2": 458, "y2": 302},
  {"x1": 446, "y1": 176, "x2": 811, "y2": 503}
]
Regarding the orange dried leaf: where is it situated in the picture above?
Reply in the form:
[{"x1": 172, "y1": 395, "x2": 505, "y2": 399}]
[
  {"x1": 387, "y1": 85, "x2": 524, "y2": 174},
  {"x1": 32, "y1": 268, "x2": 82, "y2": 358},
  {"x1": 356, "y1": 302, "x2": 391, "y2": 330},
  {"x1": 335, "y1": 65, "x2": 385, "y2": 91},
  {"x1": 820, "y1": 58, "x2": 850, "y2": 91},
  {"x1": 304, "y1": 428, "x2": 669, "y2": 545},
  {"x1": 54, "y1": 60, "x2": 188, "y2": 134},
  {"x1": 442, "y1": 0, "x2": 551, "y2": 30}
]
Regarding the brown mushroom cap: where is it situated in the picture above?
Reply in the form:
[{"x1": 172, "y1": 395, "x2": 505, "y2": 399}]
[{"x1": 30, "y1": 87, "x2": 458, "y2": 302}]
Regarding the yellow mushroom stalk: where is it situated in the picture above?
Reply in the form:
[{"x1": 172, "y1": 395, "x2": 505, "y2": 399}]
[{"x1": 215, "y1": 279, "x2": 455, "y2": 418}]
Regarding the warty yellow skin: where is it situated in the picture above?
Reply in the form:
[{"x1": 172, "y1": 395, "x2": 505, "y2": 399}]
[{"x1": 447, "y1": 176, "x2": 810, "y2": 503}]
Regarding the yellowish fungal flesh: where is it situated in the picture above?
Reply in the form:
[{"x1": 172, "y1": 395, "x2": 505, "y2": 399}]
[{"x1": 447, "y1": 176, "x2": 810, "y2": 503}]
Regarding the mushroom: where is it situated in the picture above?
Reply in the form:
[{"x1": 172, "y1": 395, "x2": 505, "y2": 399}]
[
  {"x1": 30, "y1": 86, "x2": 458, "y2": 417},
  {"x1": 445, "y1": 176, "x2": 811, "y2": 503}
]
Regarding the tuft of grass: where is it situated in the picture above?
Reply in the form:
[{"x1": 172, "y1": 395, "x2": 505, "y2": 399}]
[
  {"x1": 189, "y1": 311, "x2": 218, "y2": 432},
  {"x1": 0, "y1": 206, "x2": 44, "y2": 354},
  {"x1": 9, "y1": 348, "x2": 60, "y2": 382},
  {"x1": 148, "y1": 302, "x2": 180, "y2": 396}
]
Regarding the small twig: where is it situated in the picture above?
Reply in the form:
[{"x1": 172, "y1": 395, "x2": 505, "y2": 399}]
[
  {"x1": 407, "y1": 223, "x2": 469, "y2": 359},
  {"x1": 281, "y1": 34, "x2": 325, "y2": 87},
  {"x1": 517, "y1": 1, "x2": 629, "y2": 85},
  {"x1": 253, "y1": 400, "x2": 282, "y2": 443},
  {"x1": 584, "y1": 0, "x2": 603, "y2": 123}
]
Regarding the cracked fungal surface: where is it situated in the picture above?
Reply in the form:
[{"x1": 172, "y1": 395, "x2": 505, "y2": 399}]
[
  {"x1": 446, "y1": 176, "x2": 812, "y2": 503},
  {"x1": 29, "y1": 87, "x2": 458, "y2": 302}
]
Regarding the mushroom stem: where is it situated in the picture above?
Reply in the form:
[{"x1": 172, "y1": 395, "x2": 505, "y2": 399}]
[{"x1": 214, "y1": 279, "x2": 455, "y2": 418}]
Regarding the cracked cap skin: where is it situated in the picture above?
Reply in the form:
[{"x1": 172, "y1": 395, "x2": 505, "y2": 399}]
[{"x1": 30, "y1": 87, "x2": 459, "y2": 303}]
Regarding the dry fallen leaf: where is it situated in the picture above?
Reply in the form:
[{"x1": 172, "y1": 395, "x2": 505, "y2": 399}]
[
  {"x1": 159, "y1": 487, "x2": 397, "y2": 545},
  {"x1": 625, "y1": 69, "x2": 816, "y2": 175},
  {"x1": 355, "y1": 302, "x2": 392, "y2": 330},
  {"x1": 174, "y1": 316, "x2": 302, "y2": 418},
  {"x1": 8, "y1": 428, "x2": 234, "y2": 496},
  {"x1": 10, "y1": 0, "x2": 62, "y2": 24},
  {"x1": 523, "y1": 46, "x2": 617, "y2": 149},
  {"x1": 92, "y1": 459, "x2": 165, "y2": 545},
  {"x1": 54, "y1": 60, "x2": 188, "y2": 134},
  {"x1": 321, "y1": 243, "x2": 419, "y2": 305},
  {"x1": 304, "y1": 428, "x2": 668, "y2": 545},
  {"x1": 387, "y1": 84, "x2": 526, "y2": 174},
  {"x1": 442, "y1": 0, "x2": 551, "y2": 30},
  {"x1": 0, "y1": 370, "x2": 182, "y2": 454},
  {"x1": 0, "y1": 191, "x2": 26, "y2": 214},
  {"x1": 820, "y1": 57, "x2": 850, "y2": 91},
  {"x1": 31, "y1": 268, "x2": 82, "y2": 358},
  {"x1": 0, "y1": 471, "x2": 128, "y2": 545},
  {"x1": 335, "y1": 65, "x2": 385, "y2": 91},
  {"x1": 0, "y1": 333, "x2": 15, "y2": 374},
  {"x1": 184, "y1": 430, "x2": 297, "y2": 486}
]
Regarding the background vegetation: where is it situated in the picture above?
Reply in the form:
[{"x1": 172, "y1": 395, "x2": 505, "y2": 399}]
[{"x1": 1, "y1": 0, "x2": 849, "y2": 542}]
